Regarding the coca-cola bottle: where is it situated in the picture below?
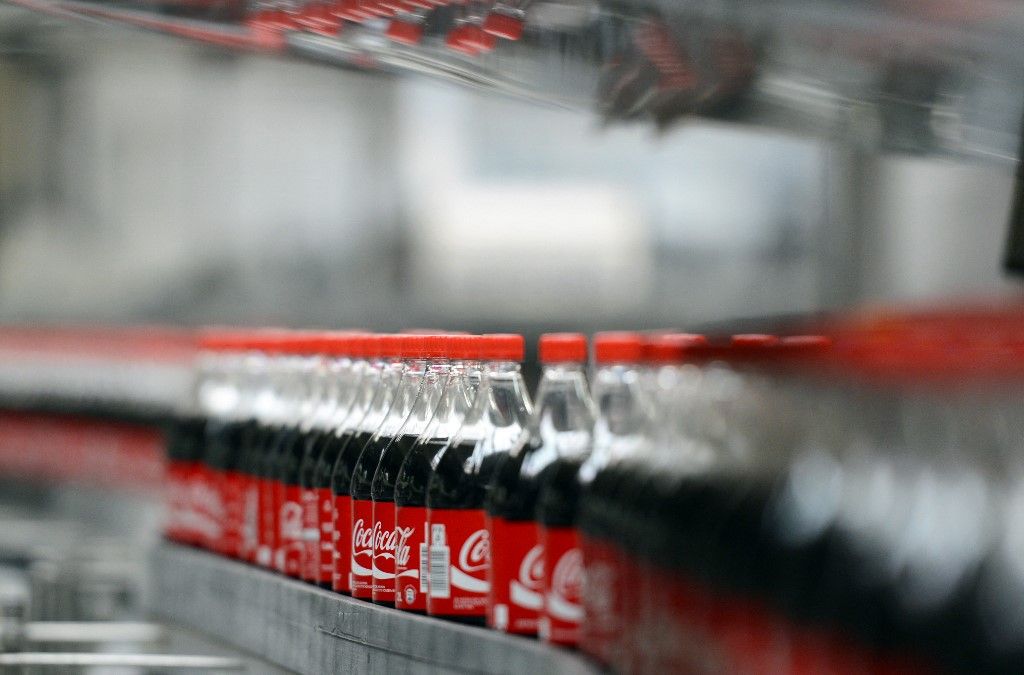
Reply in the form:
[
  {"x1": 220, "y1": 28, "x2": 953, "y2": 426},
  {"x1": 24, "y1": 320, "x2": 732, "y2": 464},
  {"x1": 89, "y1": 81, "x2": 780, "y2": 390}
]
[
  {"x1": 235, "y1": 330, "x2": 284, "y2": 566},
  {"x1": 394, "y1": 334, "x2": 484, "y2": 613},
  {"x1": 370, "y1": 334, "x2": 449, "y2": 606},
  {"x1": 250, "y1": 332, "x2": 297, "y2": 569},
  {"x1": 485, "y1": 333, "x2": 594, "y2": 635},
  {"x1": 626, "y1": 334, "x2": 780, "y2": 675},
  {"x1": 343, "y1": 334, "x2": 407, "y2": 599},
  {"x1": 271, "y1": 332, "x2": 322, "y2": 578},
  {"x1": 308, "y1": 333, "x2": 371, "y2": 589},
  {"x1": 569, "y1": 331, "x2": 647, "y2": 659},
  {"x1": 329, "y1": 333, "x2": 389, "y2": 594},
  {"x1": 164, "y1": 414, "x2": 207, "y2": 547},
  {"x1": 196, "y1": 329, "x2": 251, "y2": 559},
  {"x1": 295, "y1": 332, "x2": 361, "y2": 585},
  {"x1": 427, "y1": 334, "x2": 531, "y2": 625},
  {"x1": 577, "y1": 333, "x2": 704, "y2": 666}
]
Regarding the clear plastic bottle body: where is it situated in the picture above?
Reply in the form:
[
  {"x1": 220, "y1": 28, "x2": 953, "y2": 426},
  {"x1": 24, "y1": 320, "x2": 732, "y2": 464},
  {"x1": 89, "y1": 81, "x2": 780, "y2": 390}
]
[
  {"x1": 369, "y1": 353, "x2": 449, "y2": 606},
  {"x1": 329, "y1": 352, "x2": 389, "y2": 594},
  {"x1": 345, "y1": 352, "x2": 408, "y2": 599},
  {"x1": 427, "y1": 360, "x2": 533, "y2": 625},
  {"x1": 297, "y1": 352, "x2": 353, "y2": 584},
  {"x1": 393, "y1": 354, "x2": 480, "y2": 613},
  {"x1": 271, "y1": 353, "x2": 319, "y2": 577},
  {"x1": 576, "y1": 359, "x2": 649, "y2": 661},
  {"x1": 486, "y1": 361, "x2": 595, "y2": 636}
]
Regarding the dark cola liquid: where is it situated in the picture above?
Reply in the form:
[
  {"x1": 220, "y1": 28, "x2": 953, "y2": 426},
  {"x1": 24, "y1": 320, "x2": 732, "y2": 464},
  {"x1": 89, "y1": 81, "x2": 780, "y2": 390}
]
[
  {"x1": 352, "y1": 434, "x2": 398, "y2": 500},
  {"x1": 166, "y1": 416, "x2": 206, "y2": 467},
  {"x1": 371, "y1": 434, "x2": 421, "y2": 503},
  {"x1": 331, "y1": 430, "x2": 373, "y2": 497},
  {"x1": 315, "y1": 430, "x2": 350, "y2": 491},
  {"x1": 426, "y1": 440, "x2": 501, "y2": 627},
  {"x1": 484, "y1": 438, "x2": 540, "y2": 522},
  {"x1": 299, "y1": 429, "x2": 330, "y2": 492},
  {"x1": 428, "y1": 440, "x2": 505, "y2": 510},
  {"x1": 271, "y1": 426, "x2": 305, "y2": 488},
  {"x1": 535, "y1": 456, "x2": 587, "y2": 528},
  {"x1": 395, "y1": 437, "x2": 449, "y2": 508},
  {"x1": 202, "y1": 418, "x2": 242, "y2": 473}
]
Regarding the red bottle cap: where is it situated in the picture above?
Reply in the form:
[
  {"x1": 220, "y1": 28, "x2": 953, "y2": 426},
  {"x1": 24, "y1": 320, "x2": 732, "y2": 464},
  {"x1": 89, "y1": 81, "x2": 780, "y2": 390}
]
[
  {"x1": 378, "y1": 334, "x2": 405, "y2": 359},
  {"x1": 731, "y1": 334, "x2": 780, "y2": 348},
  {"x1": 538, "y1": 333, "x2": 587, "y2": 363},
  {"x1": 386, "y1": 19, "x2": 423, "y2": 45},
  {"x1": 198, "y1": 328, "x2": 251, "y2": 352},
  {"x1": 594, "y1": 332, "x2": 644, "y2": 364},
  {"x1": 245, "y1": 328, "x2": 297, "y2": 355},
  {"x1": 463, "y1": 25, "x2": 497, "y2": 51},
  {"x1": 402, "y1": 334, "x2": 449, "y2": 359},
  {"x1": 317, "y1": 331, "x2": 363, "y2": 357},
  {"x1": 642, "y1": 333, "x2": 708, "y2": 363},
  {"x1": 483, "y1": 12, "x2": 524, "y2": 40},
  {"x1": 480, "y1": 334, "x2": 524, "y2": 362},
  {"x1": 447, "y1": 334, "x2": 482, "y2": 361}
]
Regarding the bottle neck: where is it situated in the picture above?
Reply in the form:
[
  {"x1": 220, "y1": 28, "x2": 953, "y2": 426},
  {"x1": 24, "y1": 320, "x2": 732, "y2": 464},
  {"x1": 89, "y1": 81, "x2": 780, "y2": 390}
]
[
  {"x1": 360, "y1": 358, "x2": 406, "y2": 431},
  {"x1": 485, "y1": 361, "x2": 533, "y2": 430},
  {"x1": 421, "y1": 360, "x2": 475, "y2": 440},
  {"x1": 587, "y1": 363, "x2": 648, "y2": 470},
  {"x1": 398, "y1": 358, "x2": 450, "y2": 436},
  {"x1": 532, "y1": 362, "x2": 596, "y2": 438}
]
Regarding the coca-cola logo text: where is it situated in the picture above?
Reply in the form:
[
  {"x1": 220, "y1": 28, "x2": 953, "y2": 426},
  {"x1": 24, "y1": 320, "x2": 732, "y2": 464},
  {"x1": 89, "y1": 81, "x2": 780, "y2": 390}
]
[
  {"x1": 352, "y1": 518, "x2": 373, "y2": 555},
  {"x1": 458, "y1": 529, "x2": 489, "y2": 573},
  {"x1": 395, "y1": 527, "x2": 416, "y2": 567},
  {"x1": 518, "y1": 544, "x2": 544, "y2": 591},
  {"x1": 551, "y1": 548, "x2": 583, "y2": 603}
]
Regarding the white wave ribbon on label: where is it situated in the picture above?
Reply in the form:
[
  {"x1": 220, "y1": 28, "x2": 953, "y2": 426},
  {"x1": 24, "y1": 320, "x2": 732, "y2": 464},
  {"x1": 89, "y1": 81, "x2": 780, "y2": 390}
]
[
  {"x1": 511, "y1": 580, "x2": 543, "y2": 609},
  {"x1": 546, "y1": 591, "x2": 583, "y2": 622},
  {"x1": 451, "y1": 567, "x2": 489, "y2": 593}
]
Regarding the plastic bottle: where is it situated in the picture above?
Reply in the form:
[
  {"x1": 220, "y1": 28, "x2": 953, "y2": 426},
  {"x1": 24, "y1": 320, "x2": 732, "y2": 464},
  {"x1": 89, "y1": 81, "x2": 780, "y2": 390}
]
[
  {"x1": 345, "y1": 334, "x2": 407, "y2": 599},
  {"x1": 369, "y1": 334, "x2": 449, "y2": 606},
  {"x1": 394, "y1": 334, "x2": 483, "y2": 613},
  {"x1": 427, "y1": 334, "x2": 531, "y2": 625},
  {"x1": 485, "y1": 333, "x2": 595, "y2": 635},
  {"x1": 329, "y1": 333, "x2": 389, "y2": 594}
]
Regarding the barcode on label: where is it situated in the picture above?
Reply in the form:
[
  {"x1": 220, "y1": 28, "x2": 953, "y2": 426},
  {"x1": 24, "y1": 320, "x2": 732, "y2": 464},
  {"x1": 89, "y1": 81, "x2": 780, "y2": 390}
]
[
  {"x1": 419, "y1": 542, "x2": 429, "y2": 594},
  {"x1": 429, "y1": 523, "x2": 450, "y2": 599}
]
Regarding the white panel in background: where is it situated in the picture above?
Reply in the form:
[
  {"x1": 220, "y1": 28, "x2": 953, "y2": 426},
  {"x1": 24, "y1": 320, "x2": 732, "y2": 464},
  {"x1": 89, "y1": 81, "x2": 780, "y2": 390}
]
[{"x1": 411, "y1": 182, "x2": 649, "y2": 319}]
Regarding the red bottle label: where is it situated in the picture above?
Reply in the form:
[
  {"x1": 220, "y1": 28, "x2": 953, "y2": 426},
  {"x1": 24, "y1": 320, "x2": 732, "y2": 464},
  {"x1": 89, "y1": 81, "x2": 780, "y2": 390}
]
[
  {"x1": 317, "y1": 488, "x2": 334, "y2": 586},
  {"x1": 332, "y1": 494, "x2": 352, "y2": 593},
  {"x1": 350, "y1": 498, "x2": 374, "y2": 598},
  {"x1": 257, "y1": 477, "x2": 276, "y2": 567},
  {"x1": 275, "y1": 484, "x2": 304, "y2": 577},
  {"x1": 219, "y1": 470, "x2": 247, "y2": 559},
  {"x1": 240, "y1": 477, "x2": 260, "y2": 563},
  {"x1": 300, "y1": 487, "x2": 320, "y2": 582},
  {"x1": 195, "y1": 466, "x2": 222, "y2": 550},
  {"x1": 371, "y1": 499, "x2": 399, "y2": 604},
  {"x1": 486, "y1": 515, "x2": 542, "y2": 634},
  {"x1": 427, "y1": 507, "x2": 489, "y2": 618},
  {"x1": 579, "y1": 535, "x2": 620, "y2": 665},
  {"x1": 394, "y1": 505, "x2": 428, "y2": 612},
  {"x1": 163, "y1": 461, "x2": 186, "y2": 542},
  {"x1": 539, "y1": 525, "x2": 583, "y2": 646}
]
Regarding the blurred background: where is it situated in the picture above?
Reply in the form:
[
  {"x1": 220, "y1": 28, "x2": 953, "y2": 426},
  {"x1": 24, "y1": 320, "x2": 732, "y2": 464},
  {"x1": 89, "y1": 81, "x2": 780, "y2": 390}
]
[
  {"x1": 1, "y1": 0, "x2": 1024, "y2": 670},
  {"x1": 0, "y1": 6, "x2": 1019, "y2": 334}
]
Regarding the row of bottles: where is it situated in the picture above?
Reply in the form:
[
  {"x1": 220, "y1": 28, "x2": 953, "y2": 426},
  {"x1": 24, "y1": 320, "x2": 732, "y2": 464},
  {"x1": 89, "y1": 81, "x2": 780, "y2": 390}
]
[
  {"x1": 166, "y1": 330, "x2": 604, "y2": 641},
  {"x1": 246, "y1": 0, "x2": 529, "y2": 54},
  {"x1": 165, "y1": 319, "x2": 1024, "y2": 673}
]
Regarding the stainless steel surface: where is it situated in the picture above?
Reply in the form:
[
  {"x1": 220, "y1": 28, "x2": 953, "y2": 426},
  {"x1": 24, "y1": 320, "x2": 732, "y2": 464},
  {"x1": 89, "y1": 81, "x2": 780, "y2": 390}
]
[
  {"x1": 151, "y1": 541, "x2": 599, "y2": 675},
  {"x1": 1, "y1": 0, "x2": 1023, "y2": 160},
  {"x1": 21, "y1": 620, "x2": 165, "y2": 643},
  {"x1": 0, "y1": 651, "x2": 245, "y2": 668}
]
